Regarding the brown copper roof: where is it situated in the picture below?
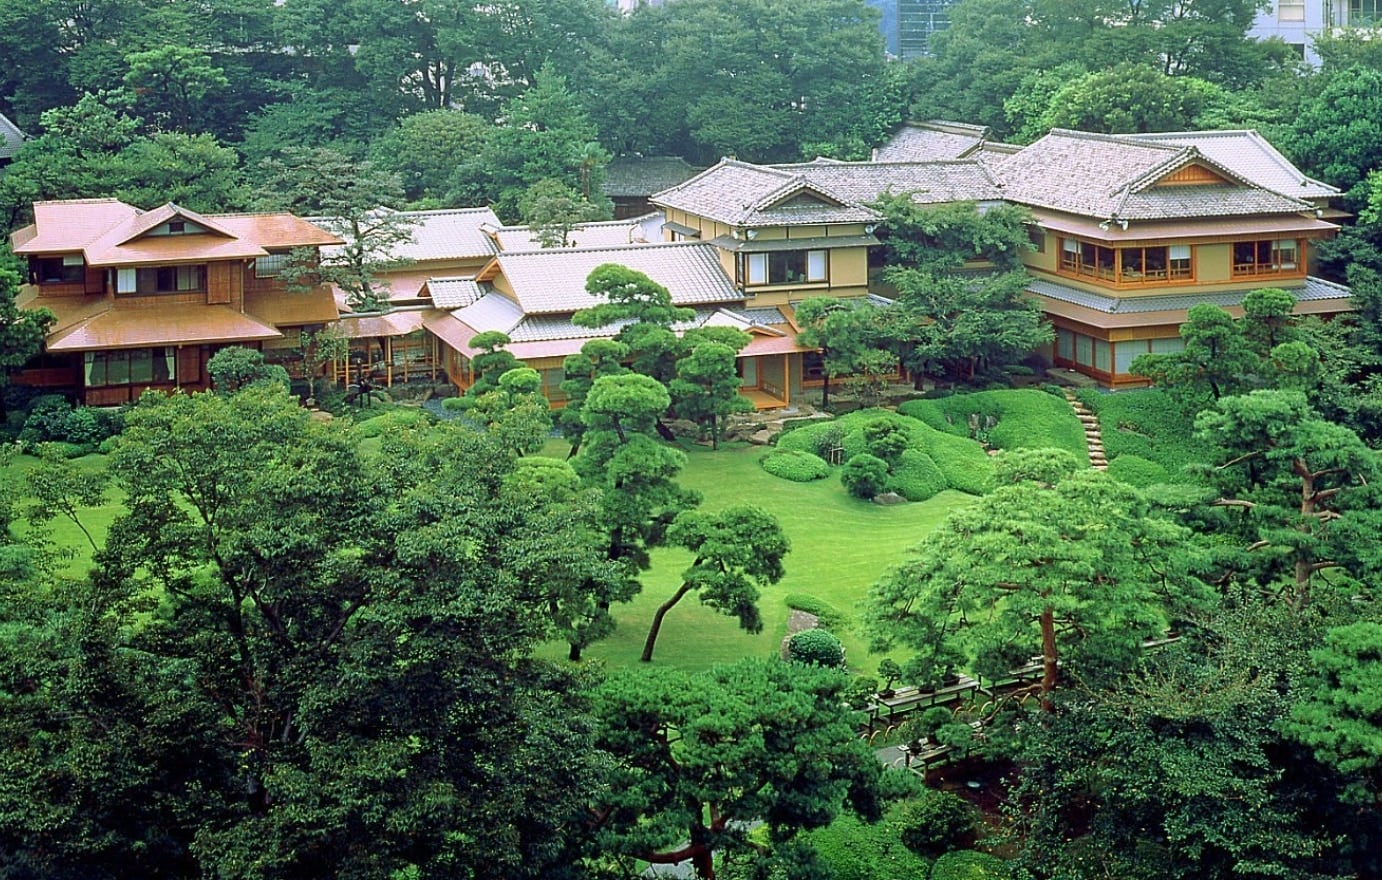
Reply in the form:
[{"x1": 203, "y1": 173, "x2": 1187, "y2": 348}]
[
  {"x1": 15, "y1": 288, "x2": 110, "y2": 334},
  {"x1": 46, "y1": 304, "x2": 282, "y2": 352},
  {"x1": 86, "y1": 234, "x2": 267, "y2": 267},
  {"x1": 11, "y1": 200, "x2": 141, "y2": 254},
  {"x1": 337, "y1": 309, "x2": 427, "y2": 339},
  {"x1": 244, "y1": 286, "x2": 340, "y2": 326},
  {"x1": 216, "y1": 213, "x2": 343, "y2": 248}
]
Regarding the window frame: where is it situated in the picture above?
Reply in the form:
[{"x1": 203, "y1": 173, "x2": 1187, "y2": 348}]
[
  {"x1": 127, "y1": 264, "x2": 208, "y2": 295},
  {"x1": 31, "y1": 255, "x2": 86, "y2": 284},
  {"x1": 740, "y1": 248, "x2": 829, "y2": 287},
  {"x1": 1231, "y1": 238, "x2": 1303, "y2": 279}
]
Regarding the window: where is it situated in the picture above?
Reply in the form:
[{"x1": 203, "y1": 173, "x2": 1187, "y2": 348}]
[
  {"x1": 1027, "y1": 225, "x2": 1046, "y2": 253},
  {"x1": 254, "y1": 253, "x2": 291, "y2": 278},
  {"x1": 742, "y1": 249, "x2": 828, "y2": 286},
  {"x1": 1232, "y1": 239, "x2": 1301, "y2": 277},
  {"x1": 1350, "y1": 0, "x2": 1382, "y2": 25},
  {"x1": 31, "y1": 255, "x2": 85, "y2": 284},
  {"x1": 84, "y1": 348, "x2": 176, "y2": 388},
  {"x1": 130, "y1": 264, "x2": 207, "y2": 294},
  {"x1": 1059, "y1": 238, "x2": 1194, "y2": 285},
  {"x1": 167, "y1": 220, "x2": 186, "y2": 234},
  {"x1": 1279, "y1": 0, "x2": 1306, "y2": 20}
]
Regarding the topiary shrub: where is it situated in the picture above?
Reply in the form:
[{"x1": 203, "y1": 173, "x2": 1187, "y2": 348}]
[
  {"x1": 891, "y1": 788, "x2": 979, "y2": 858},
  {"x1": 18, "y1": 396, "x2": 122, "y2": 451},
  {"x1": 929, "y1": 850, "x2": 1010, "y2": 880},
  {"x1": 783, "y1": 594, "x2": 848, "y2": 629},
  {"x1": 862, "y1": 417, "x2": 911, "y2": 465},
  {"x1": 1106, "y1": 454, "x2": 1170, "y2": 488},
  {"x1": 351, "y1": 407, "x2": 433, "y2": 438},
  {"x1": 760, "y1": 448, "x2": 831, "y2": 482},
  {"x1": 888, "y1": 448, "x2": 948, "y2": 501},
  {"x1": 806, "y1": 814, "x2": 930, "y2": 880},
  {"x1": 787, "y1": 628, "x2": 845, "y2": 667},
  {"x1": 841, "y1": 452, "x2": 890, "y2": 499}
]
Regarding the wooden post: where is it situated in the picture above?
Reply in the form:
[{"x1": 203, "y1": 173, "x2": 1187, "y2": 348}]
[
  {"x1": 782, "y1": 353, "x2": 790, "y2": 406},
  {"x1": 385, "y1": 337, "x2": 394, "y2": 387}
]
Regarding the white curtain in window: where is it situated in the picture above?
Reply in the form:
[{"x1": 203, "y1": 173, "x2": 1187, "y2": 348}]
[
  {"x1": 807, "y1": 250, "x2": 827, "y2": 281},
  {"x1": 116, "y1": 268, "x2": 136, "y2": 293},
  {"x1": 1169, "y1": 245, "x2": 1191, "y2": 260},
  {"x1": 747, "y1": 253, "x2": 767, "y2": 285}
]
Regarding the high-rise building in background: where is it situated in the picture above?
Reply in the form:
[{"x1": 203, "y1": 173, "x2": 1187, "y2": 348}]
[
  {"x1": 1247, "y1": 0, "x2": 1382, "y2": 66},
  {"x1": 897, "y1": 0, "x2": 958, "y2": 60}
]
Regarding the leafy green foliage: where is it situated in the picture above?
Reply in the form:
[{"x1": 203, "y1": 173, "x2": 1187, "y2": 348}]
[
  {"x1": 803, "y1": 811, "x2": 930, "y2": 880},
  {"x1": 869, "y1": 470, "x2": 1214, "y2": 696},
  {"x1": 0, "y1": 264, "x2": 54, "y2": 416},
  {"x1": 1074, "y1": 388, "x2": 1207, "y2": 478},
  {"x1": 929, "y1": 851, "x2": 1010, "y2": 880},
  {"x1": 206, "y1": 346, "x2": 290, "y2": 394},
  {"x1": 784, "y1": 593, "x2": 850, "y2": 630},
  {"x1": 1283, "y1": 621, "x2": 1382, "y2": 806},
  {"x1": 899, "y1": 390, "x2": 1086, "y2": 456},
  {"x1": 842, "y1": 453, "x2": 891, "y2": 499},
  {"x1": 788, "y1": 628, "x2": 846, "y2": 667},
  {"x1": 891, "y1": 788, "x2": 978, "y2": 858},
  {"x1": 590, "y1": 659, "x2": 883, "y2": 875},
  {"x1": 760, "y1": 448, "x2": 831, "y2": 482}
]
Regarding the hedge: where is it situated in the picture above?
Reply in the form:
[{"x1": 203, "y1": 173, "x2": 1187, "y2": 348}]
[
  {"x1": 807, "y1": 814, "x2": 930, "y2": 880},
  {"x1": 783, "y1": 593, "x2": 849, "y2": 629},
  {"x1": 787, "y1": 629, "x2": 845, "y2": 667},
  {"x1": 889, "y1": 448, "x2": 948, "y2": 501},
  {"x1": 929, "y1": 851, "x2": 1010, "y2": 880},
  {"x1": 1075, "y1": 388, "x2": 1207, "y2": 479},
  {"x1": 891, "y1": 788, "x2": 978, "y2": 857},
  {"x1": 774, "y1": 409, "x2": 994, "y2": 497},
  {"x1": 760, "y1": 448, "x2": 831, "y2": 482},
  {"x1": 1106, "y1": 454, "x2": 1171, "y2": 488},
  {"x1": 898, "y1": 390, "x2": 1085, "y2": 456},
  {"x1": 350, "y1": 407, "x2": 433, "y2": 439}
]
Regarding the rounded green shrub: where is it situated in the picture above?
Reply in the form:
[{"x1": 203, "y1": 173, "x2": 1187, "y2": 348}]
[
  {"x1": 927, "y1": 436, "x2": 995, "y2": 495},
  {"x1": 1107, "y1": 454, "x2": 1170, "y2": 488},
  {"x1": 888, "y1": 449, "x2": 947, "y2": 501},
  {"x1": 760, "y1": 448, "x2": 831, "y2": 482},
  {"x1": 841, "y1": 452, "x2": 890, "y2": 499},
  {"x1": 807, "y1": 814, "x2": 929, "y2": 880},
  {"x1": 862, "y1": 417, "x2": 911, "y2": 464},
  {"x1": 783, "y1": 593, "x2": 848, "y2": 629},
  {"x1": 929, "y1": 850, "x2": 1009, "y2": 880},
  {"x1": 351, "y1": 408, "x2": 432, "y2": 439},
  {"x1": 787, "y1": 628, "x2": 845, "y2": 667},
  {"x1": 891, "y1": 788, "x2": 979, "y2": 858}
]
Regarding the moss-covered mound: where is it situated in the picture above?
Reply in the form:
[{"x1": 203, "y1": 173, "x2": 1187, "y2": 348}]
[
  {"x1": 775, "y1": 408, "x2": 994, "y2": 500},
  {"x1": 759, "y1": 447, "x2": 831, "y2": 482},
  {"x1": 899, "y1": 389, "x2": 1086, "y2": 457}
]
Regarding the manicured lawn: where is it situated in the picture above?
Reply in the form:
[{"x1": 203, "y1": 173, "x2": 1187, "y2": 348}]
[
  {"x1": 2, "y1": 452, "x2": 124, "y2": 578},
  {"x1": 535, "y1": 440, "x2": 974, "y2": 674}
]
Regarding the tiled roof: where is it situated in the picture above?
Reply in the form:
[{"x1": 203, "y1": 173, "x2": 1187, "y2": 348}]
[
  {"x1": 454, "y1": 292, "x2": 526, "y2": 336},
  {"x1": 493, "y1": 218, "x2": 652, "y2": 252},
  {"x1": 424, "y1": 276, "x2": 486, "y2": 309},
  {"x1": 772, "y1": 159, "x2": 1004, "y2": 206},
  {"x1": 492, "y1": 242, "x2": 743, "y2": 315},
  {"x1": 1126, "y1": 131, "x2": 1339, "y2": 201},
  {"x1": 999, "y1": 130, "x2": 1310, "y2": 221},
  {"x1": 652, "y1": 159, "x2": 881, "y2": 227},
  {"x1": 0, "y1": 112, "x2": 23, "y2": 161},
  {"x1": 1027, "y1": 276, "x2": 1349, "y2": 315},
  {"x1": 46, "y1": 304, "x2": 281, "y2": 352},
  {"x1": 316, "y1": 207, "x2": 501, "y2": 263},
  {"x1": 11, "y1": 200, "x2": 141, "y2": 254},
  {"x1": 13, "y1": 199, "x2": 342, "y2": 264},
  {"x1": 244, "y1": 286, "x2": 340, "y2": 326},
  {"x1": 337, "y1": 308, "x2": 428, "y2": 339},
  {"x1": 602, "y1": 156, "x2": 701, "y2": 197},
  {"x1": 873, "y1": 121, "x2": 990, "y2": 162}
]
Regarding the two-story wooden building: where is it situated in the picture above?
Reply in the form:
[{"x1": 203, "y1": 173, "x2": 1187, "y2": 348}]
[
  {"x1": 999, "y1": 129, "x2": 1347, "y2": 386},
  {"x1": 11, "y1": 199, "x2": 342, "y2": 404}
]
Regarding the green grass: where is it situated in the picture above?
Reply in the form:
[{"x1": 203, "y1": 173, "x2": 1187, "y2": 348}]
[
  {"x1": 1075, "y1": 388, "x2": 1209, "y2": 480},
  {"x1": 2, "y1": 452, "x2": 124, "y2": 578},
  {"x1": 899, "y1": 389, "x2": 1087, "y2": 457},
  {"x1": 535, "y1": 440, "x2": 972, "y2": 673}
]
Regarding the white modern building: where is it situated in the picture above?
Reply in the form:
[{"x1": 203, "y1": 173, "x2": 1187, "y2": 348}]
[{"x1": 1248, "y1": 0, "x2": 1382, "y2": 66}]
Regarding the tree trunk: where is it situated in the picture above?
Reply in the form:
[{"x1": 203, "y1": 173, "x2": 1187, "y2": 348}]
[
  {"x1": 1039, "y1": 605, "x2": 1058, "y2": 712},
  {"x1": 821, "y1": 373, "x2": 831, "y2": 409},
  {"x1": 656, "y1": 419, "x2": 677, "y2": 442},
  {"x1": 642, "y1": 582, "x2": 693, "y2": 662},
  {"x1": 568, "y1": 641, "x2": 582, "y2": 662}
]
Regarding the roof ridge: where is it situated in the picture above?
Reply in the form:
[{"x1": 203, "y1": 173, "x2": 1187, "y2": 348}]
[
  {"x1": 499, "y1": 240, "x2": 707, "y2": 258},
  {"x1": 1045, "y1": 128, "x2": 1185, "y2": 153}
]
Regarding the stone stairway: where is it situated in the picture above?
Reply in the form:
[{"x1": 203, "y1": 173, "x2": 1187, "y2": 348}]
[{"x1": 1064, "y1": 391, "x2": 1108, "y2": 471}]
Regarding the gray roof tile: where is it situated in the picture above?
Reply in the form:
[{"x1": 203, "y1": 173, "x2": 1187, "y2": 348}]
[
  {"x1": 1000, "y1": 130, "x2": 1310, "y2": 221},
  {"x1": 652, "y1": 159, "x2": 881, "y2": 227},
  {"x1": 494, "y1": 218, "x2": 653, "y2": 252},
  {"x1": 453, "y1": 291, "x2": 525, "y2": 334},
  {"x1": 1126, "y1": 131, "x2": 1339, "y2": 201},
  {"x1": 1028, "y1": 276, "x2": 1348, "y2": 315},
  {"x1": 0, "y1": 113, "x2": 24, "y2": 161},
  {"x1": 426, "y1": 276, "x2": 486, "y2": 309},
  {"x1": 873, "y1": 121, "x2": 989, "y2": 162},
  {"x1": 494, "y1": 241, "x2": 743, "y2": 315},
  {"x1": 602, "y1": 156, "x2": 701, "y2": 197},
  {"x1": 772, "y1": 159, "x2": 1004, "y2": 205}
]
